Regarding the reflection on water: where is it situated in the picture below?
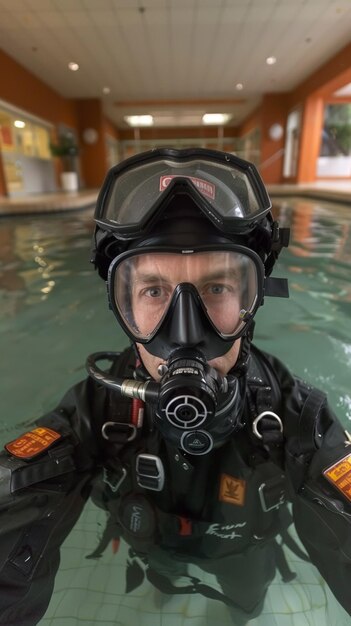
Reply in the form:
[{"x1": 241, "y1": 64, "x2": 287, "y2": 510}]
[
  {"x1": 0, "y1": 211, "x2": 93, "y2": 315},
  {"x1": 0, "y1": 210, "x2": 128, "y2": 434},
  {"x1": 257, "y1": 197, "x2": 351, "y2": 424},
  {"x1": 0, "y1": 199, "x2": 350, "y2": 427},
  {"x1": 0, "y1": 199, "x2": 350, "y2": 626}
]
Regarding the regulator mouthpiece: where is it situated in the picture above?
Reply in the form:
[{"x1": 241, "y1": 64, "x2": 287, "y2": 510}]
[
  {"x1": 86, "y1": 348, "x2": 243, "y2": 456},
  {"x1": 152, "y1": 349, "x2": 232, "y2": 454}
]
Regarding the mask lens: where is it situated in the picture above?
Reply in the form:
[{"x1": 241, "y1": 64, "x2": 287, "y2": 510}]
[
  {"x1": 112, "y1": 250, "x2": 259, "y2": 340},
  {"x1": 96, "y1": 150, "x2": 271, "y2": 233}
]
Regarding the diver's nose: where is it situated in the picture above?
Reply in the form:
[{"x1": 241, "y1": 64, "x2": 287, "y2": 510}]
[{"x1": 168, "y1": 283, "x2": 206, "y2": 348}]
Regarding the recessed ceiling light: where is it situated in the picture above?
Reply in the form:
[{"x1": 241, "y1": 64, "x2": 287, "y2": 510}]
[
  {"x1": 236, "y1": 83, "x2": 244, "y2": 90},
  {"x1": 266, "y1": 56, "x2": 277, "y2": 65},
  {"x1": 124, "y1": 115, "x2": 154, "y2": 127},
  {"x1": 68, "y1": 61, "x2": 79, "y2": 71},
  {"x1": 102, "y1": 86, "x2": 111, "y2": 94},
  {"x1": 14, "y1": 120, "x2": 26, "y2": 128},
  {"x1": 202, "y1": 113, "x2": 231, "y2": 125}
]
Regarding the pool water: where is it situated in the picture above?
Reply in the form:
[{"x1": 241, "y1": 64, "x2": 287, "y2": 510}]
[{"x1": 0, "y1": 198, "x2": 350, "y2": 625}]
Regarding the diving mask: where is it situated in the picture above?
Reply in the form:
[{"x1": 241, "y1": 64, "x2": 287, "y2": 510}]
[
  {"x1": 107, "y1": 245, "x2": 264, "y2": 360},
  {"x1": 94, "y1": 147, "x2": 272, "y2": 238}
]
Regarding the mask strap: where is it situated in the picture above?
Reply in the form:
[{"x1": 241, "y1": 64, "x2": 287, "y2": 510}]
[
  {"x1": 264, "y1": 221, "x2": 290, "y2": 276},
  {"x1": 264, "y1": 277, "x2": 289, "y2": 298}
]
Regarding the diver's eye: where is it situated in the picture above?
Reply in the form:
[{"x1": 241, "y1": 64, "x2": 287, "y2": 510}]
[
  {"x1": 146, "y1": 286, "x2": 162, "y2": 298},
  {"x1": 208, "y1": 284, "x2": 226, "y2": 295},
  {"x1": 139, "y1": 284, "x2": 171, "y2": 302},
  {"x1": 201, "y1": 283, "x2": 236, "y2": 296}
]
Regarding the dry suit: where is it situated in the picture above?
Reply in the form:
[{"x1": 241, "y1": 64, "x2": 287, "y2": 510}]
[{"x1": 0, "y1": 343, "x2": 350, "y2": 626}]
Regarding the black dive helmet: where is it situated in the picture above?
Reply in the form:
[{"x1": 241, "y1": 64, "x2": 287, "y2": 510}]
[{"x1": 88, "y1": 148, "x2": 289, "y2": 455}]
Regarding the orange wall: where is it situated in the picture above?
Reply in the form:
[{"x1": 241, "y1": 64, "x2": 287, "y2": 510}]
[
  {"x1": 259, "y1": 94, "x2": 288, "y2": 184},
  {"x1": 0, "y1": 156, "x2": 6, "y2": 196},
  {"x1": 0, "y1": 49, "x2": 75, "y2": 194},
  {"x1": 237, "y1": 107, "x2": 261, "y2": 137},
  {"x1": 74, "y1": 99, "x2": 108, "y2": 187},
  {"x1": 296, "y1": 96, "x2": 324, "y2": 183},
  {"x1": 0, "y1": 49, "x2": 78, "y2": 127},
  {"x1": 0, "y1": 50, "x2": 120, "y2": 192},
  {"x1": 235, "y1": 41, "x2": 351, "y2": 184},
  {"x1": 236, "y1": 97, "x2": 288, "y2": 185},
  {"x1": 104, "y1": 118, "x2": 120, "y2": 140},
  {"x1": 286, "y1": 41, "x2": 351, "y2": 183}
]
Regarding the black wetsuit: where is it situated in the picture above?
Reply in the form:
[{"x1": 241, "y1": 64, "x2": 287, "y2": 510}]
[{"x1": 0, "y1": 344, "x2": 350, "y2": 625}]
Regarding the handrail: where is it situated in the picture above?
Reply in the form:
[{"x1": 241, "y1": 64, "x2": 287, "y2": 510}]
[{"x1": 260, "y1": 148, "x2": 285, "y2": 169}]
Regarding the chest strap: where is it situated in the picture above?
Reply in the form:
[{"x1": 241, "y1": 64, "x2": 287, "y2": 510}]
[{"x1": 101, "y1": 348, "x2": 145, "y2": 455}]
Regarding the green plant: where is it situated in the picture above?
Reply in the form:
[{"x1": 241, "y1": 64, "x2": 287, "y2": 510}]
[{"x1": 50, "y1": 133, "x2": 79, "y2": 171}]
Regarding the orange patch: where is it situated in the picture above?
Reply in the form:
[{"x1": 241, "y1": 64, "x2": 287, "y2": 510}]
[
  {"x1": 5, "y1": 427, "x2": 61, "y2": 460},
  {"x1": 219, "y1": 473, "x2": 246, "y2": 506},
  {"x1": 323, "y1": 454, "x2": 351, "y2": 503}
]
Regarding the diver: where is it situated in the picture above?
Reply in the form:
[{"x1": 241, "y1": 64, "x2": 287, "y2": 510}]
[{"x1": 0, "y1": 148, "x2": 350, "y2": 626}]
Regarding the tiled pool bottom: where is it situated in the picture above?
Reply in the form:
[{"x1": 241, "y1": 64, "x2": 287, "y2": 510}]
[{"x1": 39, "y1": 499, "x2": 349, "y2": 626}]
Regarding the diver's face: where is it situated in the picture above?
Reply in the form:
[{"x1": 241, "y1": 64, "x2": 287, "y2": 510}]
[{"x1": 130, "y1": 252, "x2": 242, "y2": 380}]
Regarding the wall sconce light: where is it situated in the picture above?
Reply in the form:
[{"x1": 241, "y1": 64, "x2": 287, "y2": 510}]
[
  {"x1": 268, "y1": 123, "x2": 284, "y2": 141},
  {"x1": 82, "y1": 128, "x2": 99, "y2": 145}
]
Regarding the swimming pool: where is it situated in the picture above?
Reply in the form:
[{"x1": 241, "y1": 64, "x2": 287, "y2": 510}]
[{"x1": 0, "y1": 197, "x2": 350, "y2": 625}]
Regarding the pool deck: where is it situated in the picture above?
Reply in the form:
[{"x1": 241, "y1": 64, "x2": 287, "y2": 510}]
[
  {"x1": 268, "y1": 181, "x2": 351, "y2": 204},
  {"x1": 0, "y1": 189, "x2": 99, "y2": 216},
  {"x1": 0, "y1": 182, "x2": 350, "y2": 216}
]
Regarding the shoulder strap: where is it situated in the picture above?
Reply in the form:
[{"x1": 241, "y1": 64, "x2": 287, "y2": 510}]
[
  {"x1": 248, "y1": 344, "x2": 283, "y2": 414},
  {"x1": 295, "y1": 386, "x2": 326, "y2": 456},
  {"x1": 100, "y1": 346, "x2": 147, "y2": 492},
  {"x1": 248, "y1": 346, "x2": 329, "y2": 462},
  {"x1": 107, "y1": 345, "x2": 136, "y2": 422},
  {"x1": 245, "y1": 346, "x2": 284, "y2": 466},
  {"x1": 101, "y1": 346, "x2": 143, "y2": 451}
]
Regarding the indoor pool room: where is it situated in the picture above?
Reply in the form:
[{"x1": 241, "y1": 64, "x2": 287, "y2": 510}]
[
  {"x1": 0, "y1": 194, "x2": 350, "y2": 626},
  {"x1": 1, "y1": 5, "x2": 351, "y2": 625}
]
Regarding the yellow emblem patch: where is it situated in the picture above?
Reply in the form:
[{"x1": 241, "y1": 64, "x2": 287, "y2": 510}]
[
  {"x1": 323, "y1": 453, "x2": 351, "y2": 503},
  {"x1": 219, "y1": 473, "x2": 246, "y2": 506},
  {"x1": 5, "y1": 427, "x2": 61, "y2": 460}
]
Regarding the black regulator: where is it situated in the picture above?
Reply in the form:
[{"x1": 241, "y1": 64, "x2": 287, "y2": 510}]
[{"x1": 86, "y1": 347, "x2": 244, "y2": 455}]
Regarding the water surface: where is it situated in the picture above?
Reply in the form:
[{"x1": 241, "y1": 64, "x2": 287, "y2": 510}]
[{"x1": 0, "y1": 198, "x2": 350, "y2": 626}]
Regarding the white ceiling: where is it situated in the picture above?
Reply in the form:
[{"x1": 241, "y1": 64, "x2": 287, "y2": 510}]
[{"x1": 1, "y1": 0, "x2": 351, "y2": 129}]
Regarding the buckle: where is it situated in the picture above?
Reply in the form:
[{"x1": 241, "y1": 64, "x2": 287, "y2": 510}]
[
  {"x1": 258, "y1": 475, "x2": 285, "y2": 512},
  {"x1": 252, "y1": 410, "x2": 283, "y2": 440},
  {"x1": 101, "y1": 422, "x2": 137, "y2": 442},
  {"x1": 136, "y1": 454, "x2": 165, "y2": 491},
  {"x1": 103, "y1": 466, "x2": 127, "y2": 493}
]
